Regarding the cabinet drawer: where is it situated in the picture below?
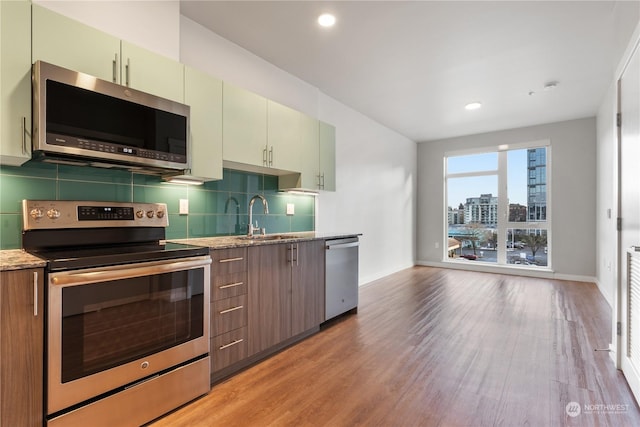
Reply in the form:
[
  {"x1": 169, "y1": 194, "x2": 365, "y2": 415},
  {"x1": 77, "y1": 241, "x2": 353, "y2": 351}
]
[
  {"x1": 212, "y1": 271, "x2": 247, "y2": 301},
  {"x1": 211, "y1": 327, "x2": 247, "y2": 372},
  {"x1": 211, "y1": 248, "x2": 247, "y2": 274},
  {"x1": 212, "y1": 295, "x2": 247, "y2": 336}
]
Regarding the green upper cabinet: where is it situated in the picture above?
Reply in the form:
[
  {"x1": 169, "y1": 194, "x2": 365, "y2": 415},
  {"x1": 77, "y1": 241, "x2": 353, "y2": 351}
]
[
  {"x1": 277, "y1": 111, "x2": 320, "y2": 190},
  {"x1": 298, "y1": 113, "x2": 321, "y2": 189},
  {"x1": 267, "y1": 100, "x2": 302, "y2": 171},
  {"x1": 319, "y1": 121, "x2": 336, "y2": 191},
  {"x1": 184, "y1": 66, "x2": 223, "y2": 181},
  {"x1": 120, "y1": 41, "x2": 183, "y2": 103},
  {"x1": 32, "y1": 5, "x2": 120, "y2": 83},
  {"x1": 222, "y1": 82, "x2": 268, "y2": 167},
  {"x1": 32, "y1": 5, "x2": 183, "y2": 102},
  {"x1": 0, "y1": 0, "x2": 32, "y2": 166}
]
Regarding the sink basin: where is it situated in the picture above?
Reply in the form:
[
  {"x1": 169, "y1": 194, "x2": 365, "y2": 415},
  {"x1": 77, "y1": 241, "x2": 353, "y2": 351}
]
[{"x1": 238, "y1": 234, "x2": 299, "y2": 241}]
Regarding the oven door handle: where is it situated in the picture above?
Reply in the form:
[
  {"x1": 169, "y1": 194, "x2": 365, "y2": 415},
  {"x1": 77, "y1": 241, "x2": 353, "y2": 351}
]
[{"x1": 51, "y1": 256, "x2": 211, "y2": 286}]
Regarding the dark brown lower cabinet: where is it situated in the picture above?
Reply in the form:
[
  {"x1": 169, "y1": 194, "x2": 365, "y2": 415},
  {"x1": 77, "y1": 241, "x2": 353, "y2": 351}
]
[
  {"x1": 247, "y1": 244, "x2": 292, "y2": 356},
  {"x1": 210, "y1": 248, "x2": 249, "y2": 376},
  {"x1": 248, "y1": 240, "x2": 325, "y2": 357},
  {"x1": 291, "y1": 240, "x2": 325, "y2": 336},
  {"x1": 0, "y1": 268, "x2": 44, "y2": 427}
]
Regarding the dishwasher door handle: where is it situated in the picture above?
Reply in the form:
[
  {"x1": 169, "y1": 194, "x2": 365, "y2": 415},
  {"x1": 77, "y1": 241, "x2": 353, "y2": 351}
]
[{"x1": 326, "y1": 241, "x2": 359, "y2": 250}]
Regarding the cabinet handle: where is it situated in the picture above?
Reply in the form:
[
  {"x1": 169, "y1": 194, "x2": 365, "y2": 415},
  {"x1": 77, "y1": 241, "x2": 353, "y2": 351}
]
[
  {"x1": 295, "y1": 243, "x2": 299, "y2": 266},
  {"x1": 289, "y1": 244, "x2": 299, "y2": 266},
  {"x1": 219, "y1": 257, "x2": 244, "y2": 263},
  {"x1": 219, "y1": 338, "x2": 244, "y2": 350},
  {"x1": 219, "y1": 305, "x2": 244, "y2": 315},
  {"x1": 321, "y1": 173, "x2": 325, "y2": 189},
  {"x1": 268, "y1": 146, "x2": 273, "y2": 166},
  {"x1": 21, "y1": 117, "x2": 28, "y2": 155},
  {"x1": 33, "y1": 271, "x2": 38, "y2": 317},
  {"x1": 219, "y1": 281, "x2": 244, "y2": 289},
  {"x1": 112, "y1": 54, "x2": 118, "y2": 83},
  {"x1": 125, "y1": 58, "x2": 130, "y2": 87},
  {"x1": 263, "y1": 148, "x2": 268, "y2": 166}
]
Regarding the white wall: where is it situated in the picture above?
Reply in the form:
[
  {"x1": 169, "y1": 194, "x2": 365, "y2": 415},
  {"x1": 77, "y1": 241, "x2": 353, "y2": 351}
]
[
  {"x1": 417, "y1": 117, "x2": 597, "y2": 281},
  {"x1": 316, "y1": 95, "x2": 416, "y2": 284},
  {"x1": 596, "y1": 82, "x2": 618, "y2": 307},
  {"x1": 180, "y1": 16, "x2": 417, "y2": 285}
]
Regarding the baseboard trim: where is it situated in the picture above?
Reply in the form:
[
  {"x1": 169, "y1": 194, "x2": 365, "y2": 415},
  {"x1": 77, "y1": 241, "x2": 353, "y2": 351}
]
[{"x1": 416, "y1": 260, "x2": 596, "y2": 283}]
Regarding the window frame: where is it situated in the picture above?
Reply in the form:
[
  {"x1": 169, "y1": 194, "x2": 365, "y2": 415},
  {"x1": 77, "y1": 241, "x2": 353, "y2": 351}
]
[{"x1": 443, "y1": 139, "x2": 552, "y2": 270}]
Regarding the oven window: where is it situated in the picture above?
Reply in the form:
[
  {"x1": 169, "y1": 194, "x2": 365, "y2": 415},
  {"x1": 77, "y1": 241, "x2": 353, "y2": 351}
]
[{"x1": 60, "y1": 268, "x2": 204, "y2": 383}]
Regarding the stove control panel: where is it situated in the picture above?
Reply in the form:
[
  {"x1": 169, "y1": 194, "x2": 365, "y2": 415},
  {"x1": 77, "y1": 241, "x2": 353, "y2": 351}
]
[{"x1": 22, "y1": 200, "x2": 169, "y2": 230}]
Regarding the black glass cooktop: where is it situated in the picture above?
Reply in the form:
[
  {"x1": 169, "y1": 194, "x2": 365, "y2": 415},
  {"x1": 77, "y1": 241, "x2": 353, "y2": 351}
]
[{"x1": 29, "y1": 242, "x2": 209, "y2": 271}]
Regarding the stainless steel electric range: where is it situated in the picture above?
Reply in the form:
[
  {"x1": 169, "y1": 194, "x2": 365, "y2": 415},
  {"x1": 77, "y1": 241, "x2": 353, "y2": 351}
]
[{"x1": 22, "y1": 200, "x2": 211, "y2": 427}]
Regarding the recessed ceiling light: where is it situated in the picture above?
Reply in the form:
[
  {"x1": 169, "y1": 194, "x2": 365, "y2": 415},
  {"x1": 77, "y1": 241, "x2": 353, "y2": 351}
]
[
  {"x1": 318, "y1": 13, "x2": 336, "y2": 27},
  {"x1": 465, "y1": 102, "x2": 482, "y2": 110},
  {"x1": 543, "y1": 81, "x2": 559, "y2": 91}
]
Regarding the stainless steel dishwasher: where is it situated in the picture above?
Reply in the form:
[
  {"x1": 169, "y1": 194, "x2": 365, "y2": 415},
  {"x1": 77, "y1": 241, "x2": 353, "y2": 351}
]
[{"x1": 325, "y1": 237, "x2": 359, "y2": 321}]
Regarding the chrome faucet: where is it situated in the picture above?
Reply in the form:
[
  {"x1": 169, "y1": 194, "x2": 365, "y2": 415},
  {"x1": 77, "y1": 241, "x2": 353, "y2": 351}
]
[{"x1": 248, "y1": 194, "x2": 269, "y2": 237}]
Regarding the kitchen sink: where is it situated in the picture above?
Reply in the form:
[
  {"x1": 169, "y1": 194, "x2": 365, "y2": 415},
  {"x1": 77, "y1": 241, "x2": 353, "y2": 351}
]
[{"x1": 237, "y1": 234, "x2": 300, "y2": 241}]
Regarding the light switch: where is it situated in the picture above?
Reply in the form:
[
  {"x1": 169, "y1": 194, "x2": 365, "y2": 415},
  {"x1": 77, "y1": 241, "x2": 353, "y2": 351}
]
[
  {"x1": 286, "y1": 203, "x2": 295, "y2": 216},
  {"x1": 179, "y1": 199, "x2": 189, "y2": 215}
]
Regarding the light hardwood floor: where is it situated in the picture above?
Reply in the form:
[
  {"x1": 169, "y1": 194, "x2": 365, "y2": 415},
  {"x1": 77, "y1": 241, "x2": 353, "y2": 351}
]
[{"x1": 151, "y1": 266, "x2": 640, "y2": 426}]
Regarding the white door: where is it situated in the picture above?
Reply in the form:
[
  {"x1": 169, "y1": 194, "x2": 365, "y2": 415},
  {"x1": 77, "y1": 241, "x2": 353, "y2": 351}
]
[{"x1": 619, "y1": 38, "x2": 640, "y2": 399}]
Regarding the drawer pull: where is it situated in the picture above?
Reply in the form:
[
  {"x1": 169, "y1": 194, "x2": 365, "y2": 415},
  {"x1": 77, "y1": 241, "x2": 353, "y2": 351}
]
[
  {"x1": 219, "y1": 338, "x2": 244, "y2": 350},
  {"x1": 219, "y1": 281, "x2": 244, "y2": 290},
  {"x1": 219, "y1": 305, "x2": 244, "y2": 314},
  {"x1": 219, "y1": 257, "x2": 244, "y2": 263}
]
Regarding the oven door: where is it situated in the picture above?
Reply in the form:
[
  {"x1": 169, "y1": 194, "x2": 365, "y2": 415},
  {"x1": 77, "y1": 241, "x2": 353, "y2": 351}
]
[{"x1": 47, "y1": 255, "x2": 211, "y2": 415}]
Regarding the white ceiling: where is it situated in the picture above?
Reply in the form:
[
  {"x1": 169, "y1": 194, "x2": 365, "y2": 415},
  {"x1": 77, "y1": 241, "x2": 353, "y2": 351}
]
[{"x1": 180, "y1": 1, "x2": 639, "y2": 143}]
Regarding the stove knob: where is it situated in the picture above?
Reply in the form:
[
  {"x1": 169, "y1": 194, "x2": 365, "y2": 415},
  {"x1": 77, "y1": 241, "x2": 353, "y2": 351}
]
[
  {"x1": 47, "y1": 208, "x2": 60, "y2": 219},
  {"x1": 156, "y1": 210, "x2": 165, "y2": 219},
  {"x1": 146, "y1": 210, "x2": 155, "y2": 219},
  {"x1": 30, "y1": 208, "x2": 44, "y2": 219},
  {"x1": 136, "y1": 210, "x2": 145, "y2": 219}
]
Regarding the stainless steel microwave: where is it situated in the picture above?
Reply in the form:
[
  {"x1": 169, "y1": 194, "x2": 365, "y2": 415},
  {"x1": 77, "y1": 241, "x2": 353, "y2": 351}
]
[{"x1": 32, "y1": 61, "x2": 190, "y2": 173}]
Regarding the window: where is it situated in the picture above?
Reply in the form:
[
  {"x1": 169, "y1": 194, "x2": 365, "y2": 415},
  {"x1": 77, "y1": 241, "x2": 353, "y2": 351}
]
[{"x1": 445, "y1": 142, "x2": 550, "y2": 268}]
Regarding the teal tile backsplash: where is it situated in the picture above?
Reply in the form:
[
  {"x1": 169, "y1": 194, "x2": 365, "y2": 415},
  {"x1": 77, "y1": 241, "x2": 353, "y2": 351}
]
[{"x1": 0, "y1": 163, "x2": 316, "y2": 249}]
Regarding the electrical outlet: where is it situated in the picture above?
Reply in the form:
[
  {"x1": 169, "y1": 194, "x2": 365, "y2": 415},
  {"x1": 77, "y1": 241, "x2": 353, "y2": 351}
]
[
  {"x1": 286, "y1": 203, "x2": 295, "y2": 216},
  {"x1": 435, "y1": 241, "x2": 440, "y2": 249},
  {"x1": 179, "y1": 199, "x2": 189, "y2": 215}
]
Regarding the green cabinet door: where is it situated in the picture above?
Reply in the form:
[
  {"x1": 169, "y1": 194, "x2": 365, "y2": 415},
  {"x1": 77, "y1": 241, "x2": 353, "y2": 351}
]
[
  {"x1": 267, "y1": 100, "x2": 300, "y2": 171},
  {"x1": 32, "y1": 5, "x2": 120, "y2": 83},
  {"x1": 222, "y1": 82, "x2": 268, "y2": 167},
  {"x1": 0, "y1": 0, "x2": 32, "y2": 166},
  {"x1": 121, "y1": 41, "x2": 184, "y2": 103},
  {"x1": 319, "y1": 121, "x2": 336, "y2": 191},
  {"x1": 184, "y1": 66, "x2": 223, "y2": 181},
  {"x1": 298, "y1": 113, "x2": 321, "y2": 189}
]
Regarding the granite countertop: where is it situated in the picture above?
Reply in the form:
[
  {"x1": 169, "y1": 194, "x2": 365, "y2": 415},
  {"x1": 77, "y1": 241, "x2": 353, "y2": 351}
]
[
  {"x1": 0, "y1": 249, "x2": 47, "y2": 272},
  {"x1": 169, "y1": 231, "x2": 361, "y2": 250},
  {"x1": 0, "y1": 232, "x2": 361, "y2": 271}
]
